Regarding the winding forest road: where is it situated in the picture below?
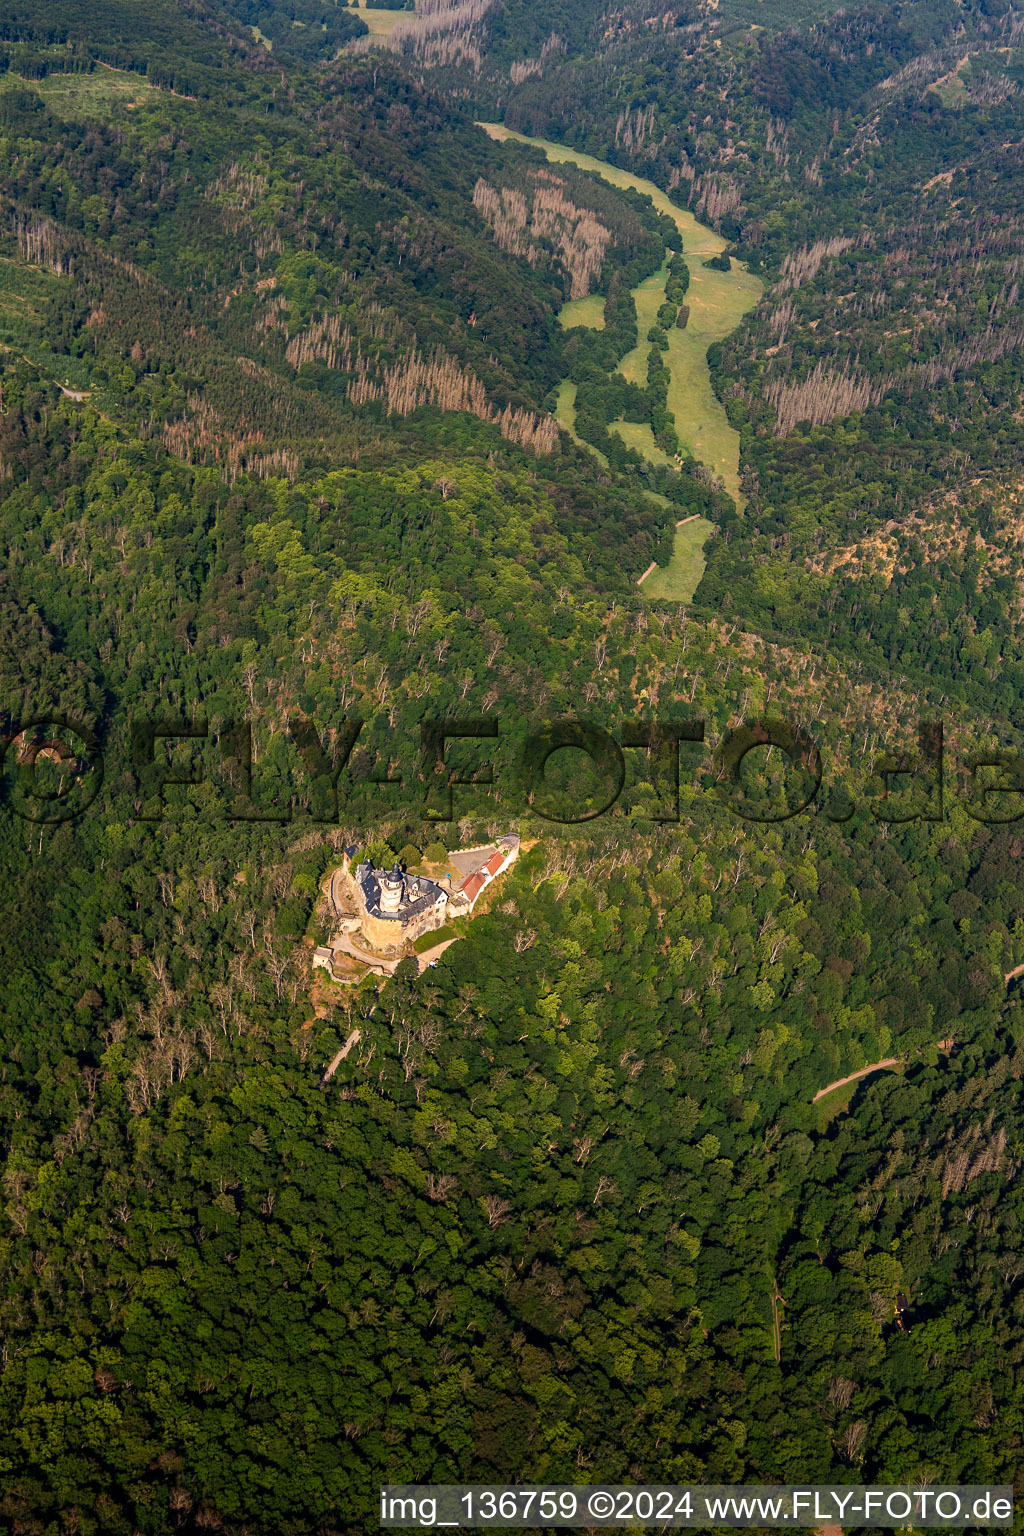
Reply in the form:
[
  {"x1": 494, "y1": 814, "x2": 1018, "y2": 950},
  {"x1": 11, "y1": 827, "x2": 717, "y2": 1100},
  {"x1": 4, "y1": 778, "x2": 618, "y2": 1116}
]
[
  {"x1": 812, "y1": 1059, "x2": 900, "y2": 1103},
  {"x1": 770, "y1": 1280, "x2": 785, "y2": 1363}
]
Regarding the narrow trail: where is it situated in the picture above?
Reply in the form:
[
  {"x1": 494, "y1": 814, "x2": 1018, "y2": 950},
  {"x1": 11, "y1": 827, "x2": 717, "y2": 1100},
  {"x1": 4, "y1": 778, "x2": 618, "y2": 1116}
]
[
  {"x1": 770, "y1": 1280, "x2": 785, "y2": 1363},
  {"x1": 637, "y1": 514, "x2": 700, "y2": 585},
  {"x1": 321, "y1": 1028, "x2": 362, "y2": 1084},
  {"x1": 812, "y1": 1059, "x2": 901, "y2": 1103},
  {"x1": 328, "y1": 867, "x2": 348, "y2": 921},
  {"x1": 414, "y1": 936, "x2": 462, "y2": 970},
  {"x1": 813, "y1": 1038, "x2": 956, "y2": 1105},
  {"x1": 1005, "y1": 960, "x2": 1024, "y2": 984}
]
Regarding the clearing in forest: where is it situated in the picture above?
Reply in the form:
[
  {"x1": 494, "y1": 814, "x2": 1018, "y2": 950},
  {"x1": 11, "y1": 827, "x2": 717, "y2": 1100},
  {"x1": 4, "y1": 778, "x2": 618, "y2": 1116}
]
[
  {"x1": 480, "y1": 123, "x2": 762, "y2": 508},
  {"x1": 553, "y1": 379, "x2": 609, "y2": 467},
  {"x1": 557, "y1": 293, "x2": 605, "y2": 330},
  {"x1": 21, "y1": 66, "x2": 170, "y2": 114},
  {"x1": 346, "y1": 3, "x2": 409, "y2": 35},
  {"x1": 641, "y1": 516, "x2": 715, "y2": 602},
  {"x1": 481, "y1": 123, "x2": 761, "y2": 602}
]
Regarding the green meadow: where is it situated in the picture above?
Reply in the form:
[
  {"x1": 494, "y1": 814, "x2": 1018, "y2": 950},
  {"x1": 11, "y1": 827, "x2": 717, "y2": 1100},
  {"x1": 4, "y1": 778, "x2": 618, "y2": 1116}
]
[
  {"x1": 347, "y1": 4, "x2": 408, "y2": 35},
  {"x1": 18, "y1": 67, "x2": 166, "y2": 114},
  {"x1": 608, "y1": 420, "x2": 676, "y2": 471},
  {"x1": 553, "y1": 379, "x2": 609, "y2": 468},
  {"x1": 641, "y1": 516, "x2": 714, "y2": 602},
  {"x1": 557, "y1": 293, "x2": 606, "y2": 330},
  {"x1": 482, "y1": 123, "x2": 762, "y2": 599}
]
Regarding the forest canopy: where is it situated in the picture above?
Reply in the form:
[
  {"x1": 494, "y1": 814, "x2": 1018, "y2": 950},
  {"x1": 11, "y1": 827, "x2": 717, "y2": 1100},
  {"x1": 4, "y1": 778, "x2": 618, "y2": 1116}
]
[{"x1": 1, "y1": 0, "x2": 1024, "y2": 1531}]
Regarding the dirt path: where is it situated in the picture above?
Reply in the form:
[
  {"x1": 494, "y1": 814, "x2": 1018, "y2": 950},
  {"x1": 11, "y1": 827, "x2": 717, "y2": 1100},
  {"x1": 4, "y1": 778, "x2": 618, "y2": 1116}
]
[
  {"x1": 637, "y1": 515, "x2": 701, "y2": 587},
  {"x1": 1005, "y1": 961, "x2": 1024, "y2": 984},
  {"x1": 812, "y1": 1058, "x2": 901, "y2": 1103},
  {"x1": 770, "y1": 1279, "x2": 785, "y2": 1363},
  {"x1": 331, "y1": 932, "x2": 399, "y2": 976},
  {"x1": 814, "y1": 1037, "x2": 958, "y2": 1106},
  {"x1": 416, "y1": 936, "x2": 462, "y2": 972},
  {"x1": 329, "y1": 867, "x2": 350, "y2": 920},
  {"x1": 321, "y1": 1028, "x2": 362, "y2": 1083}
]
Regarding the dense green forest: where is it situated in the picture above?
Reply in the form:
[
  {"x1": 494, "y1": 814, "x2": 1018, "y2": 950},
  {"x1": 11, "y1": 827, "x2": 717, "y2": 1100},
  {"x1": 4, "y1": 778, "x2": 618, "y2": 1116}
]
[
  {"x1": 2, "y1": 0, "x2": 1024, "y2": 1531},
  {"x1": 386, "y1": 0, "x2": 1024, "y2": 713}
]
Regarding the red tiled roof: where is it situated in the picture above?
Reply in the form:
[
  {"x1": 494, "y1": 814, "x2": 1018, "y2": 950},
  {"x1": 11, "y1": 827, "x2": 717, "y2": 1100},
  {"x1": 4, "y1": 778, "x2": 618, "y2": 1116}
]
[
  {"x1": 456, "y1": 847, "x2": 511, "y2": 906},
  {"x1": 459, "y1": 871, "x2": 487, "y2": 904}
]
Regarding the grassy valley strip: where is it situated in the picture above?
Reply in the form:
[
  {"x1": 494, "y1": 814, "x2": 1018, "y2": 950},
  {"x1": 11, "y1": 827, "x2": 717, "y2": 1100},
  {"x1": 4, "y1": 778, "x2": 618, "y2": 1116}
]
[
  {"x1": 479, "y1": 123, "x2": 762, "y2": 505},
  {"x1": 480, "y1": 123, "x2": 761, "y2": 602}
]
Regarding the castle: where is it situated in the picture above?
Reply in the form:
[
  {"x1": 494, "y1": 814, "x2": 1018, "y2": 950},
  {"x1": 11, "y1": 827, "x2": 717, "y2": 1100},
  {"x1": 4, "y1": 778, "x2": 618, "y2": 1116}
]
[
  {"x1": 314, "y1": 834, "x2": 520, "y2": 971},
  {"x1": 354, "y1": 861, "x2": 452, "y2": 951}
]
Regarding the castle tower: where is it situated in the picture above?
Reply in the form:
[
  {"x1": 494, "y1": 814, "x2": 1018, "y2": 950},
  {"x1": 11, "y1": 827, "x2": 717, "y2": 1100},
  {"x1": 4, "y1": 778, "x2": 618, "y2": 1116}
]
[{"x1": 378, "y1": 866, "x2": 404, "y2": 915}]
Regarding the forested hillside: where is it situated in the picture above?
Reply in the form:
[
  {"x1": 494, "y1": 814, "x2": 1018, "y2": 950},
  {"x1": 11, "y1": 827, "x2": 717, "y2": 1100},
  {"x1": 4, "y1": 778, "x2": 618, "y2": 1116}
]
[
  {"x1": 384, "y1": 0, "x2": 1024, "y2": 707},
  {"x1": 2, "y1": 0, "x2": 1024, "y2": 1532}
]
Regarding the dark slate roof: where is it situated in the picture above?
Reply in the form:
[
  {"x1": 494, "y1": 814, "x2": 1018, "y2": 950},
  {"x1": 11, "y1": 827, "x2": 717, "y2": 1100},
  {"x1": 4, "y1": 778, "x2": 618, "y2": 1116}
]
[{"x1": 356, "y1": 862, "x2": 447, "y2": 923}]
